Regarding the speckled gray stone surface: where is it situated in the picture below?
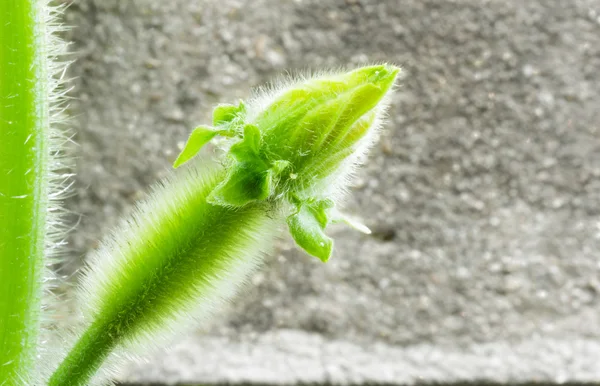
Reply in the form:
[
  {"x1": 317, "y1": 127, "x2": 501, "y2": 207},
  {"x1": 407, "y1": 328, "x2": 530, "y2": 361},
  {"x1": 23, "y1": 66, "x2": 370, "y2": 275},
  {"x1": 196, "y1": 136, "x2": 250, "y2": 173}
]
[
  {"x1": 60, "y1": 0, "x2": 600, "y2": 384},
  {"x1": 116, "y1": 330, "x2": 600, "y2": 385}
]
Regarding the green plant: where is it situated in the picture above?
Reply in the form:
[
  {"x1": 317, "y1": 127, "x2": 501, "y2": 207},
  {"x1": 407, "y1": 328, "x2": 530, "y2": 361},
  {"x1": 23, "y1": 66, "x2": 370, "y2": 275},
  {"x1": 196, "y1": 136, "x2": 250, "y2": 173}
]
[
  {"x1": 1, "y1": 2, "x2": 398, "y2": 385},
  {"x1": 0, "y1": 1, "x2": 69, "y2": 384}
]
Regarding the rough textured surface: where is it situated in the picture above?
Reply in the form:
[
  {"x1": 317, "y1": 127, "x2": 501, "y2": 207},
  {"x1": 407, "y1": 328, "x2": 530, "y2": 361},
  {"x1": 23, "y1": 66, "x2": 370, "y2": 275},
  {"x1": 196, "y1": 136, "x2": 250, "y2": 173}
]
[
  {"x1": 117, "y1": 330, "x2": 600, "y2": 385},
  {"x1": 61, "y1": 0, "x2": 600, "y2": 384}
]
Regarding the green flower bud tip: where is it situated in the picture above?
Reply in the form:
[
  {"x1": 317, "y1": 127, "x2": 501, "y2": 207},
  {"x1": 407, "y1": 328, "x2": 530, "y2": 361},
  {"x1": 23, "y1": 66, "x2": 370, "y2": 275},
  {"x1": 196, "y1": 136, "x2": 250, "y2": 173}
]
[{"x1": 175, "y1": 64, "x2": 399, "y2": 262}]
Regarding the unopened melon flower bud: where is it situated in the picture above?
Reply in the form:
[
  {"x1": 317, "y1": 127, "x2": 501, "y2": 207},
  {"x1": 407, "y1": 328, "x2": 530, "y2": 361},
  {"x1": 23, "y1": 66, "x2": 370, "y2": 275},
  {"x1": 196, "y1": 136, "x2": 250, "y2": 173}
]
[{"x1": 175, "y1": 65, "x2": 399, "y2": 261}]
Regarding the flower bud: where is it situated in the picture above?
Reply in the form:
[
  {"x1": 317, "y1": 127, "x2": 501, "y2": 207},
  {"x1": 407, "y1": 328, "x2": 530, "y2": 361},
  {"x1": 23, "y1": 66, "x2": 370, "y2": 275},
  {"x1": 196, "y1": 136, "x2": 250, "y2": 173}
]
[{"x1": 175, "y1": 65, "x2": 399, "y2": 261}]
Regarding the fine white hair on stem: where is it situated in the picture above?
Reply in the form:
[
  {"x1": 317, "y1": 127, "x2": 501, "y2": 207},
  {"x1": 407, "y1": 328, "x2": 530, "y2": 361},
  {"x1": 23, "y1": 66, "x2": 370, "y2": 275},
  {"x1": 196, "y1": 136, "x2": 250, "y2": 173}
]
[
  {"x1": 35, "y1": 0, "x2": 76, "y2": 383},
  {"x1": 45, "y1": 160, "x2": 280, "y2": 385}
]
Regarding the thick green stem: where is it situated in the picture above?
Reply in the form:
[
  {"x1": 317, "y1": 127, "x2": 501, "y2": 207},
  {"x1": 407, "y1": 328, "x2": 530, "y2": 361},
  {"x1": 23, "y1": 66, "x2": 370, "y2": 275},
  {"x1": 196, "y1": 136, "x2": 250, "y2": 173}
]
[
  {"x1": 49, "y1": 166, "x2": 278, "y2": 386},
  {"x1": 0, "y1": 0, "x2": 50, "y2": 383},
  {"x1": 47, "y1": 321, "x2": 113, "y2": 386}
]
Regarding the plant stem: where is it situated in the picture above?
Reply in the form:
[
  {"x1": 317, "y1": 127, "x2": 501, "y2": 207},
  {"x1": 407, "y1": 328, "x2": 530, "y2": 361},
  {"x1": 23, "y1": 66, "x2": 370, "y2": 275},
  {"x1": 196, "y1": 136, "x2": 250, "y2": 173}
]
[
  {"x1": 49, "y1": 165, "x2": 279, "y2": 386},
  {"x1": 0, "y1": 0, "x2": 51, "y2": 383}
]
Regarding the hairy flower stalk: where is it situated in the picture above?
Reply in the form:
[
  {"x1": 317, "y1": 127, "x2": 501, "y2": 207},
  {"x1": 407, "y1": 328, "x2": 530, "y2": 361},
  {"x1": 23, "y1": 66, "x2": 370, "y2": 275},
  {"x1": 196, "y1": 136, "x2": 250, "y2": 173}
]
[
  {"x1": 0, "y1": 0, "x2": 70, "y2": 384},
  {"x1": 49, "y1": 65, "x2": 398, "y2": 385}
]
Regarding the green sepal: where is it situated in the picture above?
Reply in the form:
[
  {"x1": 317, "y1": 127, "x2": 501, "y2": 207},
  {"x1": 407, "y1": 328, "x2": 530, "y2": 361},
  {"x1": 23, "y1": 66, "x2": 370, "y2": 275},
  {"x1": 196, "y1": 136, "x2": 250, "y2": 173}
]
[
  {"x1": 208, "y1": 160, "x2": 271, "y2": 207},
  {"x1": 208, "y1": 125, "x2": 295, "y2": 207},
  {"x1": 173, "y1": 125, "x2": 220, "y2": 168},
  {"x1": 230, "y1": 124, "x2": 262, "y2": 160},
  {"x1": 212, "y1": 100, "x2": 246, "y2": 127},
  {"x1": 207, "y1": 161, "x2": 291, "y2": 208},
  {"x1": 287, "y1": 199, "x2": 334, "y2": 262}
]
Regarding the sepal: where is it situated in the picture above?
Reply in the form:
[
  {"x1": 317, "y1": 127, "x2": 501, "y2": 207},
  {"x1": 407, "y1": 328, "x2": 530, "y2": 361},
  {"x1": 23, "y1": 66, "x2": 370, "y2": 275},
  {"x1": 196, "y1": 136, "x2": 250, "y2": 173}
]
[
  {"x1": 212, "y1": 100, "x2": 246, "y2": 127},
  {"x1": 173, "y1": 125, "x2": 220, "y2": 168},
  {"x1": 286, "y1": 199, "x2": 334, "y2": 262},
  {"x1": 208, "y1": 124, "x2": 295, "y2": 207},
  {"x1": 230, "y1": 124, "x2": 262, "y2": 161},
  {"x1": 207, "y1": 161, "x2": 271, "y2": 207}
]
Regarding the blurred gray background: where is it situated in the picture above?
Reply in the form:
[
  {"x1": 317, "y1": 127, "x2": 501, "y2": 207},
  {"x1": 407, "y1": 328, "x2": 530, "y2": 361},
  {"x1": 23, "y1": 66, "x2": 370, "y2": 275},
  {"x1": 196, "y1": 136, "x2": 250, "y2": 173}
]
[{"x1": 61, "y1": 0, "x2": 600, "y2": 384}]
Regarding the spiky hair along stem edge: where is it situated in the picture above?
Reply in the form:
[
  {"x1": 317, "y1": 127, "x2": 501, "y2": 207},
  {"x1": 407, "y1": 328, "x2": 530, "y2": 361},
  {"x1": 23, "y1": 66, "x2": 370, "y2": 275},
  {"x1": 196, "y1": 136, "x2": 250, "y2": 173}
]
[
  {"x1": 48, "y1": 161, "x2": 280, "y2": 386},
  {"x1": 0, "y1": 0, "x2": 72, "y2": 384}
]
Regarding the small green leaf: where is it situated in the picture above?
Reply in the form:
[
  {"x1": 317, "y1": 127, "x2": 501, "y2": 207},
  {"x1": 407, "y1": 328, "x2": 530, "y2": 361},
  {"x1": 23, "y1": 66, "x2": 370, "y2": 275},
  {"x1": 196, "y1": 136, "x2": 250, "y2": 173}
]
[
  {"x1": 312, "y1": 198, "x2": 334, "y2": 226},
  {"x1": 208, "y1": 161, "x2": 271, "y2": 207},
  {"x1": 230, "y1": 124, "x2": 262, "y2": 160},
  {"x1": 212, "y1": 101, "x2": 246, "y2": 126},
  {"x1": 173, "y1": 125, "x2": 219, "y2": 168},
  {"x1": 287, "y1": 200, "x2": 334, "y2": 262}
]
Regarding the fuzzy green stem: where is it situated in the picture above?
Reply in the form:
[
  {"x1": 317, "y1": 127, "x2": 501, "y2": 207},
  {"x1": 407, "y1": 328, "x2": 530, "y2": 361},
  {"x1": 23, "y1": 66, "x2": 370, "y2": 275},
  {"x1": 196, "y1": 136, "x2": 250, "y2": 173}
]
[
  {"x1": 0, "y1": 1, "x2": 50, "y2": 383},
  {"x1": 47, "y1": 322, "x2": 113, "y2": 386},
  {"x1": 49, "y1": 65, "x2": 397, "y2": 384},
  {"x1": 49, "y1": 167, "x2": 277, "y2": 386}
]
